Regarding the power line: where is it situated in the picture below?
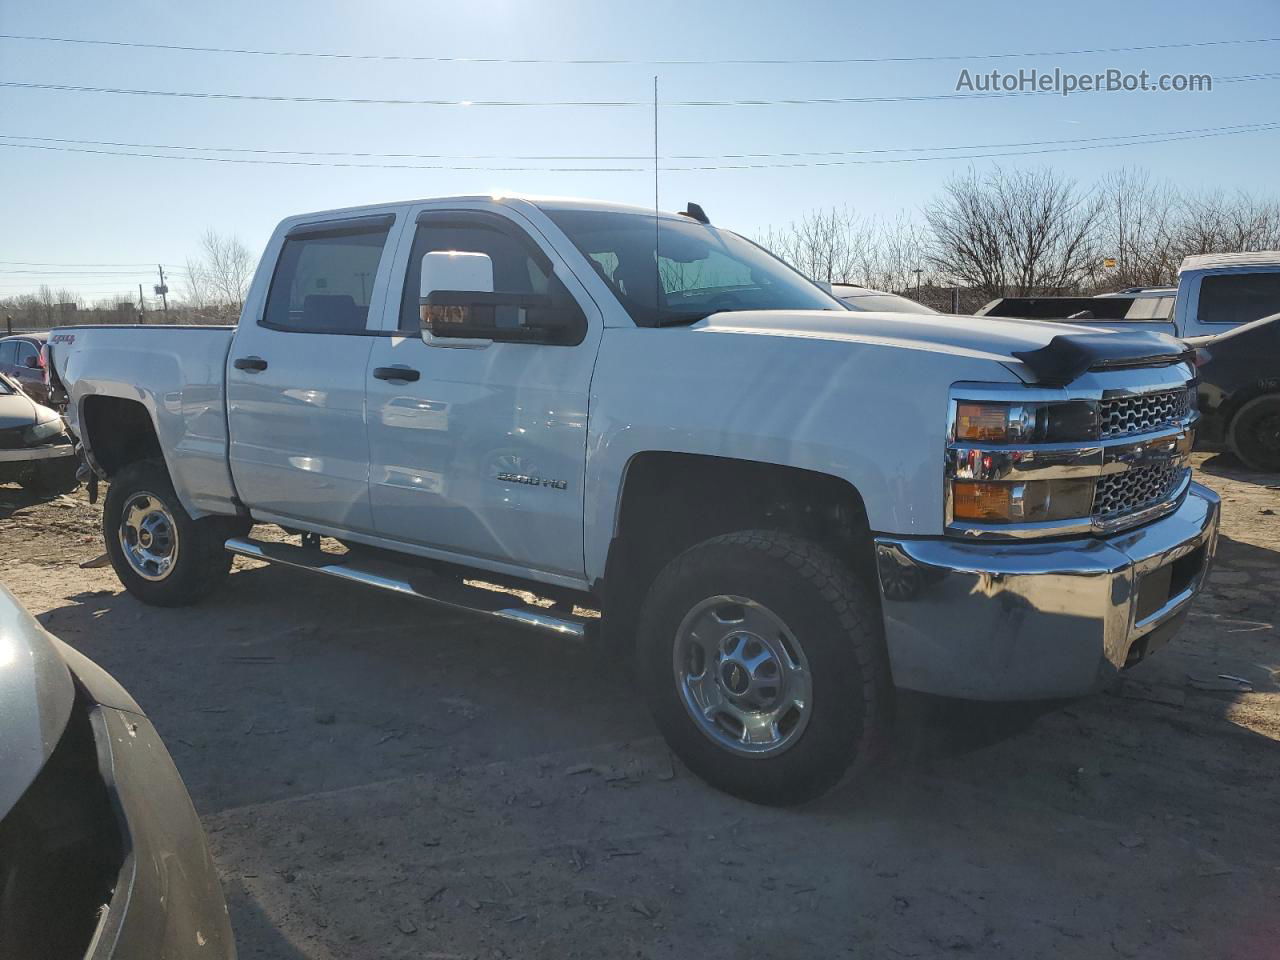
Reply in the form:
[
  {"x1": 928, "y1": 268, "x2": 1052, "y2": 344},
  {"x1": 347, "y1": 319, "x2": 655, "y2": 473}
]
[
  {"x1": 1, "y1": 121, "x2": 1274, "y2": 164},
  {"x1": 1, "y1": 32, "x2": 1277, "y2": 65},
  {"x1": 668, "y1": 124, "x2": 1280, "y2": 169},
  {"x1": 0, "y1": 269, "x2": 174, "y2": 276},
  {"x1": 0, "y1": 80, "x2": 635, "y2": 108},
  {"x1": 2, "y1": 122, "x2": 1277, "y2": 172},
  {"x1": 3, "y1": 72, "x2": 1277, "y2": 109},
  {"x1": 0, "y1": 140, "x2": 643, "y2": 172},
  {"x1": 0, "y1": 135, "x2": 650, "y2": 161},
  {"x1": 0, "y1": 259, "x2": 182, "y2": 267}
]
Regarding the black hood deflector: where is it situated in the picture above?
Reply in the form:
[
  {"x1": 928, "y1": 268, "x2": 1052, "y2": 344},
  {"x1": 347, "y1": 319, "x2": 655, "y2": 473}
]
[{"x1": 1011, "y1": 331, "x2": 1190, "y2": 387}]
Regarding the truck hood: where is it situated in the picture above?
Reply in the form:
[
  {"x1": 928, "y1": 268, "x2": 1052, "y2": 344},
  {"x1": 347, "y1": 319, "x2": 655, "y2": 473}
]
[
  {"x1": 694, "y1": 310, "x2": 1186, "y2": 383},
  {"x1": 0, "y1": 583, "x2": 75, "y2": 821}
]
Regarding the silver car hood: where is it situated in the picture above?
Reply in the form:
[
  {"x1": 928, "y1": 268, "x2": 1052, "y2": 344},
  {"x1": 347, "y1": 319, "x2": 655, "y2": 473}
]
[
  {"x1": 0, "y1": 582, "x2": 74, "y2": 820},
  {"x1": 0, "y1": 390, "x2": 41, "y2": 431}
]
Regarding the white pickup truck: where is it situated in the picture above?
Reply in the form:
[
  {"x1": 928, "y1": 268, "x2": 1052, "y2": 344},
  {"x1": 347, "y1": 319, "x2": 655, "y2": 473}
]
[
  {"x1": 979, "y1": 251, "x2": 1280, "y2": 338},
  {"x1": 49, "y1": 196, "x2": 1220, "y2": 804}
]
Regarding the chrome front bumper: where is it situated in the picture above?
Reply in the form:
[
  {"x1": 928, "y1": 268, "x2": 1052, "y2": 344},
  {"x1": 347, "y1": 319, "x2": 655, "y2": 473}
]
[
  {"x1": 874, "y1": 482, "x2": 1220, "y2": 700},
  {"x1": 0, "y1": 443, "x2": 75, "y2": 462}
]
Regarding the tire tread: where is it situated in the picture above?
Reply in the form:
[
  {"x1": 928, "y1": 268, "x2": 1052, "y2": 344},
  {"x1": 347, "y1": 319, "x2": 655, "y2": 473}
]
[
  {"x1": 637, "y1": 529, "x2": 890, "y2": 804},
  {"x1": 103, "y1": 459, "x2": 237, "y2": 606}
]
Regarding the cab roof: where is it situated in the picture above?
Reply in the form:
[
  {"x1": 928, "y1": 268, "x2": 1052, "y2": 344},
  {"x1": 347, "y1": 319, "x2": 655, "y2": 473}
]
[{"x1": 1179, "y1": 251, "x2": 1280, "y2": 273}]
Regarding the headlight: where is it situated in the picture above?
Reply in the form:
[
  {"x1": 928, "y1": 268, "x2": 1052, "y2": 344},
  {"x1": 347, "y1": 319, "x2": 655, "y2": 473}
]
[
  {"x1": 951, "y1": 478, "x2": 1095, "y2": 524},
  {"x1": 24, "y1": 418, "x2": 65, "y2": 444},
  {"x1": 946, "y1": 381, "x2": 1197, "y2": 538},
  {"x1": 953, "y1": 401, "x2": 1097, "y2": 444}
]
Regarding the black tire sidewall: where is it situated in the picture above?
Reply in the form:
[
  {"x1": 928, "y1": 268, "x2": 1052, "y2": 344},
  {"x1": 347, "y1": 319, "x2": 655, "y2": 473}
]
[
  {"x1": 637, "y1": 533, "x2": 884, "y2": 805},
  {"x1": 103, "y1": 460, "x2": 229, "y2": 606},
  {"x1": 1230, "y1": 395, "x2": 1280, "y2": 472}
]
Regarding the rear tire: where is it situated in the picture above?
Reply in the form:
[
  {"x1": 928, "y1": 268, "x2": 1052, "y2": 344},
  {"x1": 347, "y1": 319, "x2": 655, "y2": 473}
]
[
  {"x1": 636, "y1": 530, "x2": 891, "y2": 806},
  {"x1": 1229, "y1": 394, "x2": 1280, "y2": 472},
  {"x1": 102, "y1": 459, "x2": 240, "y2": 606}
]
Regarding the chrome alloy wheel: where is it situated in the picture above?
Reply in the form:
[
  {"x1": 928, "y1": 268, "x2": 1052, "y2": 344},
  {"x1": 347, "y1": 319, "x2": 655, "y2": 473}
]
[
  {"x1": 119, "y1": 491, "x2": 180, "y2": 581},
  {"x1": 673, "y1": 596, "x2": 813, "y2": 757}
]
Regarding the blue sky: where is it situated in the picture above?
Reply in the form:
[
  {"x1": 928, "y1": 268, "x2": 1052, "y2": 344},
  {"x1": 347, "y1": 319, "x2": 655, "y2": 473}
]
[{"x1": 1, "y1": 0, "x2": 1277, "y2": 302}]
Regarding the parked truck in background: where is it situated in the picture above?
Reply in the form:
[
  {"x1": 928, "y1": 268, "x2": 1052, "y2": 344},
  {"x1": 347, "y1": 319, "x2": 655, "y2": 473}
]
[
  {"x1": 47, "y1": 195, "x2": 1220, "y2": 804},
  {"x1": 977, "y1": 250, "x2": 1280, "y2": 338},
  {"x1": 1186, "y1": 312, "x2": 1280, "y2": 472}
]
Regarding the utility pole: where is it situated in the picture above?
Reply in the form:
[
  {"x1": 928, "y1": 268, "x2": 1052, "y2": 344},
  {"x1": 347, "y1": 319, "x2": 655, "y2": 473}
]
[
  {"x1": 138, "y1": 284, "x2": 147, "y2": 324},
  {"x1": 156, "y1": 265, "x2": 170, "y2": 321},
  {"x1": 913, "y1": 267, "x2": 923, "y2": 301}
]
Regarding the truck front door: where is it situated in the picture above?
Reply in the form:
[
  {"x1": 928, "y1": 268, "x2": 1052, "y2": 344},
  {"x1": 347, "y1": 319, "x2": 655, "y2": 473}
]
[
  {"x1": 227, "y1": 213, "x2": 399, "y2": 534},
  {"x1": 364, "y1": 207, "x2": 601, "y2": 585}
]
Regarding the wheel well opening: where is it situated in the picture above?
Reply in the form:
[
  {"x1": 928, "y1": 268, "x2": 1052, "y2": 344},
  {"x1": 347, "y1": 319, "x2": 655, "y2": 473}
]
[
  {"x1": 81, "y1": 396, "x2": 162, "y2": 478},
  {"x1": 602, "y1": 453, "x2": 875, "y2": 625}
]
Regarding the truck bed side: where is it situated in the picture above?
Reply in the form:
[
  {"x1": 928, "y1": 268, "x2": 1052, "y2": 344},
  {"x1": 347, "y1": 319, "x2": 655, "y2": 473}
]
[{"x1": 49, "y1": 325, "x2": 240, "y2": 518}]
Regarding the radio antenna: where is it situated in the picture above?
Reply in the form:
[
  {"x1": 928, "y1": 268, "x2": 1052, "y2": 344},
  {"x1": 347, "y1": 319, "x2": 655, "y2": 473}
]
[{"x1": 653, "y1": 74, "x2": 659, "y2": 323}]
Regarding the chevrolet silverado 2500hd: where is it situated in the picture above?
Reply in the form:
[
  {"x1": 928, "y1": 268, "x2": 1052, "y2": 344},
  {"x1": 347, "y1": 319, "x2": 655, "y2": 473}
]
[{"x1": 49, "y1": 196, "x2": 1220, "y2": 804}]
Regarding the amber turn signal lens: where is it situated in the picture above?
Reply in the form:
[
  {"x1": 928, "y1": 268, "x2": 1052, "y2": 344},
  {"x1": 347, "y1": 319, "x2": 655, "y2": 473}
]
[
  {"x1": 952, "y1": 481, "x2": 1013, "y2": 521},
  {"x1": 955, "y1": 403, "x2": 1010, "y2": 442}
]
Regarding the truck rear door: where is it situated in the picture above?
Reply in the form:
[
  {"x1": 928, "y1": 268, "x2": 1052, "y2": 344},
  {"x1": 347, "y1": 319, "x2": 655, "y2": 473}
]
[
  {"x1": 226, "y1": 213, "x2": 400, "y2": 534},
  {"x1": 1180, "y1": 268, "x2": 1280, "y2": 337}
]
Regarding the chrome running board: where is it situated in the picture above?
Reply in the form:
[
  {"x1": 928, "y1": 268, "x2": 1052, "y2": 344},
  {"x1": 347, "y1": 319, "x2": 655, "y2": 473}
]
[{"x1": 225, "y1": 537, "x2": 587, "y2": 640}]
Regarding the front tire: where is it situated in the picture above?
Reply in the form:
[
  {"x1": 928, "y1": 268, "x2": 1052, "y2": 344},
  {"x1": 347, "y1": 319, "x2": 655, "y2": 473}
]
[
  {"x1": 636, "y1": 530, "x2": 891, "y2": 805},
  {"x1": 103, "y1": 459, "x2": 239, "y2": 606},
  {"x1": 1229, "y1": 394, "x2": 1280, "y2": 472}
]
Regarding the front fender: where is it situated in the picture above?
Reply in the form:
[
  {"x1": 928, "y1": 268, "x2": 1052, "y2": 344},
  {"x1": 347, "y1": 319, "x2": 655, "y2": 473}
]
[{"x1": 582, "y1": 327, "x2": 1020, "y2": 583}]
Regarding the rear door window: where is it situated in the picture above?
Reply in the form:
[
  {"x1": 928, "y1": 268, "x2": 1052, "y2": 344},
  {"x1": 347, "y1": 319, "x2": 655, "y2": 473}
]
[
  {"x1": 1197, "y1": 271, "x2": 1280, "y2": 326},
  {"x1": 0, "y1": 342, "x2": 15, "y2": 366},
  {"x1": 263, "y1": 217, "x2": 394, "y2": 334}
]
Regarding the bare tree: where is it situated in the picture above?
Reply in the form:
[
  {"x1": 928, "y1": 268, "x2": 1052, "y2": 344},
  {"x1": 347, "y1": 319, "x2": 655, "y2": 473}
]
[
  {"x1": 182, "y1": 256, "x2": 212, "y2": 309},
  {"x1": 198, "y1": 229, "x2": 254, "y2": 312},
  {"x1": 926, "y1": 166, "x2": 1104, "y2": 300},
  {"x1": 1091, "y1": 168, "x2": 1181, "y2": 289},
  {"x1": 1169, "y1": 189, "x2": 1280, "y2": 259},
  {"x1": 34, "y1": 285, "x2": 57, "y2": 327},
  {"x1": 864, "y1": 214, "x2": 933, "y2": 294},
  {"x1": 756, "y1": 207, "x2": 874, "y2": 284}
]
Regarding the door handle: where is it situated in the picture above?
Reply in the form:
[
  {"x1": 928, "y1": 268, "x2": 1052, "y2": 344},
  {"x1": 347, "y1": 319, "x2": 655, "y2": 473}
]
[
  {"x1": 234, "y1": 356, "x2": 268, "y2": 372},
  {"x1": 373, "y1": 366, "x2": 421, "y2": 382}
]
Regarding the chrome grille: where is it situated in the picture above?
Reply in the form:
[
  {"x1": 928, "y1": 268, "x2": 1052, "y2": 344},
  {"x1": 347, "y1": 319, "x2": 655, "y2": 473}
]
[
  {"x1": 1099, "y1": 388, "x2": 1189, "y2": 438},
  {"x1": 1093, "y1": 463, "x2": 1186, "y2": 520}
]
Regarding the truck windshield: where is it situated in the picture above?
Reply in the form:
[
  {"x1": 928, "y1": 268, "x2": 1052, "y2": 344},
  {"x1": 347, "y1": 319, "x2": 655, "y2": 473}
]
[{"x1": 544, "y1": 208, "x2": 843, "y2": 326}]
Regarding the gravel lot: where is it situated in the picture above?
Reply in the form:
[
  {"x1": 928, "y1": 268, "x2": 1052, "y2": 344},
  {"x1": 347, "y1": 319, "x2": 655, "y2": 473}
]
[{"x1": 2, "y1": 454, "x2": 1277, "y2": 959}]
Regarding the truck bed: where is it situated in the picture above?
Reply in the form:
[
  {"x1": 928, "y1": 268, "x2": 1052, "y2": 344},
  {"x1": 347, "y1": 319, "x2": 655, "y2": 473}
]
[{"x1": 48, "y1": 324, "x2": 241, "y2": 518}]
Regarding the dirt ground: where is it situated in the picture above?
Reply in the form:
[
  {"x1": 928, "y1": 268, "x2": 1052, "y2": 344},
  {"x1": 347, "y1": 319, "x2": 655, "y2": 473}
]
[{"x1": 1, "y1": 453, "x2": 1277, "y2": 959}]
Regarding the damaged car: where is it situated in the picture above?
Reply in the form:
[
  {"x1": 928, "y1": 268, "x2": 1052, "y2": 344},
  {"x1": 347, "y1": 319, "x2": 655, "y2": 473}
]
[
  {"x1": 0, "y1": 583, "x2": 235, "y2": 959},
  {"x1": 0, "y1": 372, "x2": 78, "y2": 496}
]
